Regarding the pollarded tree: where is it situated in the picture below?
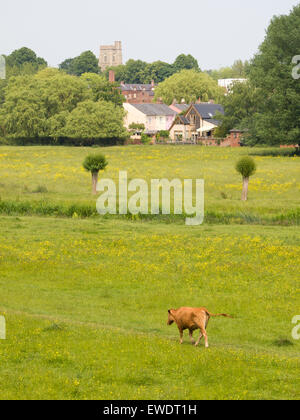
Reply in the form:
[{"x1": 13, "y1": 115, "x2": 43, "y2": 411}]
[
  {"x1": 83, "y1": 154, "x2": 108, "y2": 195},
  {"x1": 236, "y1": 157, "x2": 257, "y2": 201}
]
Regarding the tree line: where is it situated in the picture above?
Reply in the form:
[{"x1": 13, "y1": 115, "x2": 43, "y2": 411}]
[
  {"x1": 1, "y1": 4, "x2": 300, "y2": 147},
  {"x1": 0, "y1": 69, "x2": 127, "y2": 142}
]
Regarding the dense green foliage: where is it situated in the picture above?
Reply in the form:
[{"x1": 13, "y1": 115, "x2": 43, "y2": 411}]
[
  {"x1": 0, "y1": 69, "x2": 126, "y2": 141},
  {"x1": 154, "y1": 70, "x2": 224, "y2": 104},
  {"x1": 247, "y1": 4, "x2": 300, "y2": 145},
  {"x1": 214, "y1": 82, "x2": 259, "y2": 138},
  {"x1": 3, "y1": 47, "x2": 47, "y2": 78},
  {"x1": 207, "y1": 59, "x2": 249, "y2": 80},
  {"x1": 216, "y1": 5, "x2": 300, "y2": 146},
  {"x1": 236, "y1": 156, "x2": 257, "y2": 178},
  {"x1": 173, "y1": 54, "x2": 200, "y2": 72},
  {"x1": 59, "y1": 51, "x2": 99, "y2": 76},
  {"x1": 83, "y1": 153, "x2": 108, "y2": 174},
  {"x1": 6, "y1": 47, "x2": 47, "y2": 67},
  {"x1": 104, "y1": 54, "x2": 200, "y2": 84},
  {"x1": 129, "y1": 123, "x2": 145, "y2": 131}
]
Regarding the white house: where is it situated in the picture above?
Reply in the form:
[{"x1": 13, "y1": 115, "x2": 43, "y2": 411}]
[{"x1": 123, "y1": 103, "x2": 177, "y2": 134}]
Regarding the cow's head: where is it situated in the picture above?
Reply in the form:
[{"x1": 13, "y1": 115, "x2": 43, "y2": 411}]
[{"x1": 167, "y1": 309, "x2": 176, "y2": 325}]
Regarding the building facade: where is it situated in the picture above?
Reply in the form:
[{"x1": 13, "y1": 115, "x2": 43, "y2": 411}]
[
  {"x1": 121, "y1": 82, "x2": 156, "y2": 104},
  {"x1": 99, "y1": 41, "x2": 123, "y2": 72},
  {"x1": 123, "y1": 103, "x2": 176, "y2": 134},
  {"x1": 169, "y1": 103, "x2": 224, "y2": 142}
]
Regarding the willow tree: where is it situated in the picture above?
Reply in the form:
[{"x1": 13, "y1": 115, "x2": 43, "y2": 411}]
[
  {"x1": 236, "y1": 156, "x2": 256, "y2": 201},
  {"x1": 83, "y1": 154, "x2": 108, "y2": 195}
]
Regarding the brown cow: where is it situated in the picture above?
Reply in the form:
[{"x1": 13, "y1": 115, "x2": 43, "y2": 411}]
[{"x1": 167, "y1": 307, "x2": 232, "y2": 348}]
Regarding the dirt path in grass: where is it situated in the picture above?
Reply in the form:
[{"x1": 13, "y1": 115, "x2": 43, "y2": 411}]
[{"x1": 1, "y1": 306, "x2": 300, "y2": 359}]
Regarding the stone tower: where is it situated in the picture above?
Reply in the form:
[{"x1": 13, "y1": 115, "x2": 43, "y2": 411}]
[{"x1": 99, "y1": 41, "x2": 123, "y2": 72}]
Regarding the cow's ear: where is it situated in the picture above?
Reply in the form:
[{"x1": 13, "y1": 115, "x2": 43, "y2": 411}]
[{"x1": 168, "y1": 309, "x2": 171, "y2": 314}]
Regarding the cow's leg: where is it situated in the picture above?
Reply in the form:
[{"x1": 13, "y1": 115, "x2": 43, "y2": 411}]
[
  {"x1": 195, "y1": 318, "x2": 209, "y2": 348},
  {"x1": 195, "y1": 330, "x2": 203, "y2": 347},
  {"x1": 205, "y1": 315, "x2": 210, "y2": 329},
  {"x1": 189, "y1": 330, "x2": 196, "y2": 345},
  {"x1": 178, "y1": 328, "x2": 184, "y2": 344},
  {"x1": 200, "y1": 326, "x2": 209, "y2": 348}
]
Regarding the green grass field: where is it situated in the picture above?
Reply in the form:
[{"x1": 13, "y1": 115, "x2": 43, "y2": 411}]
[
  {"x1": 0, "y1": 145, "x2": 299, "y2": 400},
  {"x1": 0, "y1": 146, "x2": 299, "y2": 222}
]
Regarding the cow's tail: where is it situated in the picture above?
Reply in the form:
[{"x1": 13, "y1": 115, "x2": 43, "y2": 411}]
[{"x1": 205, "y1": 310, "x2": 233, "y2": 318}]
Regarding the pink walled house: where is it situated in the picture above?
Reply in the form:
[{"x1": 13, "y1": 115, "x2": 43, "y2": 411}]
[{"x1": 124, "y1": 103, "x2": 177, "y2": 133}]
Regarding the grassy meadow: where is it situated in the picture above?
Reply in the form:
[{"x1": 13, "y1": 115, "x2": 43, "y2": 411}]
[
  {"x1": 0, "y1": 146, "x2": 299, "y2": 222},
  {"x1": 0, "y1": 145, "x2": 299, "y2": 400}
]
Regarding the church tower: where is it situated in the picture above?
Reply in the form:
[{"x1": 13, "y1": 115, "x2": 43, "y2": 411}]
[{"x1": 99, "y1": 41, "x2": 123, "y2": 72}]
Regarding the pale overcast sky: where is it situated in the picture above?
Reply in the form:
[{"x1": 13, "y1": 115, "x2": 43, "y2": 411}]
[{"x1": 1, "y1": 0, "x2": 299, "y2": 69}]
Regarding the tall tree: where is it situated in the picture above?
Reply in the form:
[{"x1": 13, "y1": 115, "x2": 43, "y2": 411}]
[
  {"x1": 214, "y1": 82, "x2": 259, "y2": 138},
  {"x1": 3, "y1": 47, "x2": 47, "y2": 78},
  {"x1": 6, "y1": 47, "x2": 47, "y2": 67},
  {"x1": 59, "y1": 51, "x2": 99, "y2": 76},
  {"x1": 61, "y1": 100, "x2": 127, "y2": 139},
  {"x1": 122, "y1": 59, "x2": 148, "y2": 83},
  {"x1": 249, "y1": 4, "x2": 300, "y2": 145},
  {"x1": 0, "y1": 68, "x2": 126, "y2": 140},
  {"x1": 80, "y1": 73, "x2": 124, "y2": 106},
  {"x1": 143, "y1": 61, "x2": 175, "y2": 83},
  {"x1": 173, "y1": 54, "x2": 200, "y2": 72},
  {"x1": 154, "y1": 70, "x2": 224, "y2": 105}
]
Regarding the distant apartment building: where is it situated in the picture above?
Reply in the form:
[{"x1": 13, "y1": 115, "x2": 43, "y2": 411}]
[
  {"x1": 123, "y1": 103, "x2": 177, "y2": 134},
  {"x1": 99, "y1": 41, "x2": 123, "y2": 72}
]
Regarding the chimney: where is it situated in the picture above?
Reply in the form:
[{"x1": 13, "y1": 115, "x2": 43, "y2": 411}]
[
  {"x1": 109, "y1": 70, "x2": 115, "y2": 83},
  {"x1": 151, "y1": 80, "x2": 155, "y2": 88},
  {"x1": 209, "y1": 99, "x2": 215, "y2": 104},
  {"x1": 196, "y1": 98, "x2": 201, "y2": 104}
]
